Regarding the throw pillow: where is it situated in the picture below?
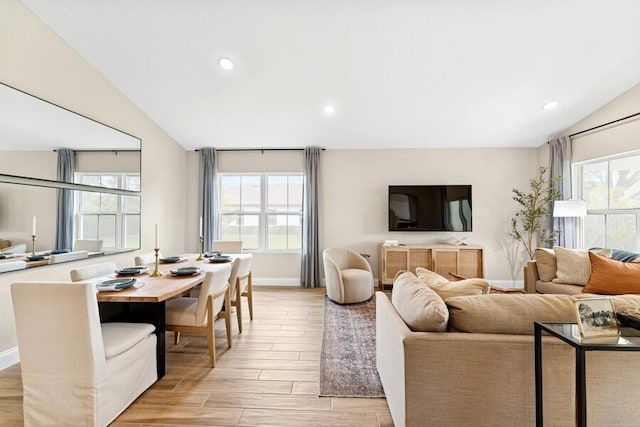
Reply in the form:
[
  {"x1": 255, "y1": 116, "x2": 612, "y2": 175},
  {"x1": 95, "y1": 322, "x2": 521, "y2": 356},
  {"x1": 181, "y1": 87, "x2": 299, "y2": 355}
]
[
  {"x1": 415, "y1": 267, "x2": 490, "y2": 299},
  {"x1": 552, "y1": 246, "x2": 591, "y2": 286},
  {"x1": 391, "y1": 271, "x2": 449, "y2": 332},
  {"x1": 535, "y1": 248, "x2": 557, "y2": 282},
  {"x1": 414, "y1": 267, "x2": 448, "y2": 286},
  {"x1": 582, "y1": 252, "x2": 640, "y2": 295}
]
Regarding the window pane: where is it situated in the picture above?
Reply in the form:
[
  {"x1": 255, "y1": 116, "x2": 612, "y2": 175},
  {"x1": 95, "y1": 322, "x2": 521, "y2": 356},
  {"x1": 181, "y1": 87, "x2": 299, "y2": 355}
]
[
  {"x1": 241, "y1": 176, "x2": 261, "y2": 212},
  {"x1": 584, "y1": 214, "x2": 605, "y2": 249},
  {"x1": 287, "y1": 215, "x2": 302, "y2": 250},
  {"x1": 267, "y1": 176, "x2": 288, "y2": 211},
  {"x1": 289, "y1": 175, "x2": 303, "y2": 211},
  {"x1": 583, "y1": 162, "x2": 608, "y2": 210},
  {"x1": 79, "y1": 175, "x2": 100, "y2": 187},
  {"x1": 125, "y1": 214, "x2": 140, "y2": 249},
  {"x1": 240, "y1": 214, "x2": 259, "y2": 250},
  {"x1": 124, "y1": 195, "x2": 140, "y2": 213},
  {"x1": 220, "y1": 214, "x2": 240, "y2": 240},
  {"x1": 81, "y1": 192, "x2": 101, "y2": 212},
  {"x1": 610, "y1": 155, "x2": 640, "y2": 209},
  {"x1": 267, "y1": 214, "x2": 302, "y2": 250},
  {"x1": 98, "y1": 215, "x2": 116, "y2": 248},
  {"x1": 81, "y1": 215, "x2": 99, "y2": 239},
  {"x1": 100, "y1": 193, "x2": 118, "y2": 213},
  {"x1": 125, "y1": 175, "x2": 141, "y2": 192},
  {"x1": 100, "y1": 175, "x2": 119, "y2": 189},
  {"x1": 220, "y1": 176, "x2": 241, "y2": 212},
  {"x1": 605, "y1": 214, "x2": 637, "y2": 251}
]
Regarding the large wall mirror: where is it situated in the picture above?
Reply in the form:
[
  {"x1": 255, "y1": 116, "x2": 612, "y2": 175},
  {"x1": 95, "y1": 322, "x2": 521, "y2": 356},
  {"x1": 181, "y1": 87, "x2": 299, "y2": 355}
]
[{"x1": 0, "y1": 82, "x2": 141, "y2": 273}]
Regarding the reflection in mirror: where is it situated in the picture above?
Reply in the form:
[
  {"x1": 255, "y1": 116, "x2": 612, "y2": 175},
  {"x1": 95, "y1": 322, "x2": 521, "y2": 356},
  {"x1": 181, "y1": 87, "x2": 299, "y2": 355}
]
[
  {"x1": 0, "y1": 182, "x2": 140, "y2": 273},
  {"x1": 0, "y1": 81, "x2": 141, "y2": 191}
]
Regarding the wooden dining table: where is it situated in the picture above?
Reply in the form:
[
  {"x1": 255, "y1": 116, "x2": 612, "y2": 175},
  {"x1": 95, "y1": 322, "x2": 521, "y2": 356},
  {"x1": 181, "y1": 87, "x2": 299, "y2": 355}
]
[{"x1": 96, "y1": 254, "x2": 232, "y2": 379}]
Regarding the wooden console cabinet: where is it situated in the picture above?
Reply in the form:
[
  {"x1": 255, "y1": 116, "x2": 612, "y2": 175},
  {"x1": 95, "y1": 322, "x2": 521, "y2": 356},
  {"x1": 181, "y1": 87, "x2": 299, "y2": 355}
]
[{"x1": 378, "y1": 244, "x2": 484, "y2": 288}]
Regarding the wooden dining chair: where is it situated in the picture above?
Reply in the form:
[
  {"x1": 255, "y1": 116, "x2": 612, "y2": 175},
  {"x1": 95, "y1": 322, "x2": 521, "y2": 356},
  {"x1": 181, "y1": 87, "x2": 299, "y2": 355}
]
[
  {"x1": 69, "y1": 262, "x2": 117, "y2": 282},
  {"x1": 227, "y1": 254, "x2": 253, "y2": 333},
  {"x1": 211, "y1": 240, "x2": 243, "y2": 254},
  {"x1": 165, "y1": 264, "x2": 232, "y2": 368}
]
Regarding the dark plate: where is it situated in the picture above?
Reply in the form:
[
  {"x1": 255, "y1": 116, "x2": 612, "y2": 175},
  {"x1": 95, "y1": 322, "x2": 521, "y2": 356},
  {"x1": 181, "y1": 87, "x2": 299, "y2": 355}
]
[
  {"x1": 171, "y1": 267, "x2": 199, "y2": 276},
  {"x1": 50, "y1": 249, "x2": 70, "y2": 255},
  {"x1": 116, "y1": 266, "x2": 147, "y2": 276},
  {"x1": 26, "y1": 255, "x2": 45, "y2": 261},
  {"x1": 97, "y1": 278, "x2": 136, "y2": 291},
  {"x1": 0, "y1": 254, "x2": 6, "y2": 260},
  {"x1": 209, "y1": 255, "x2": 232, "y2": 263},
  {"x1": 160, "y1": 256, "x2": 181, "y2": 263}
]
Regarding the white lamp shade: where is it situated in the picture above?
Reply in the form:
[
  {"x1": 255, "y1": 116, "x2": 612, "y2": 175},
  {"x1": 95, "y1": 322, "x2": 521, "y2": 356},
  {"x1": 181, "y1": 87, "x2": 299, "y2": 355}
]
[{"x1": 553, "y1": 200, "x2": 587, "y2": 217}]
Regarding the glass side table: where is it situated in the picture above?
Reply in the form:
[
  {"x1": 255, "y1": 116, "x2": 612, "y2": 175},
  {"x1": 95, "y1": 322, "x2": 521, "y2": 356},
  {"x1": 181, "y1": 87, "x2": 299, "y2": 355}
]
[{"x1": 534, "y1": 322, "x2": 640, "y2": 427}]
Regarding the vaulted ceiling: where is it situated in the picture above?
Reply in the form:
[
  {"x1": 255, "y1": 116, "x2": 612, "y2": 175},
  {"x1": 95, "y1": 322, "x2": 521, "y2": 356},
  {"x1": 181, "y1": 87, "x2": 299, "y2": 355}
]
[{"x1": 20, "y1": 0, "x2": 640, "y2": 150}]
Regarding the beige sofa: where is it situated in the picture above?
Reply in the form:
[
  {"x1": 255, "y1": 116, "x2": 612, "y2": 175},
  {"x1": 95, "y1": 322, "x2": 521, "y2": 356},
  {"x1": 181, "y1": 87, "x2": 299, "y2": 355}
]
[{"x1": 376, "y1": 272, "x2": 640, "y2": 427}]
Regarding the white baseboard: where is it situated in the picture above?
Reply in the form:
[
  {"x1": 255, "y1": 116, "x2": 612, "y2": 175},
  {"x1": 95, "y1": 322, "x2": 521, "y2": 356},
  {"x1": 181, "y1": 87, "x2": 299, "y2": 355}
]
[{"x1": 0, "y1": 347, "x2": 19, "y2": 371}]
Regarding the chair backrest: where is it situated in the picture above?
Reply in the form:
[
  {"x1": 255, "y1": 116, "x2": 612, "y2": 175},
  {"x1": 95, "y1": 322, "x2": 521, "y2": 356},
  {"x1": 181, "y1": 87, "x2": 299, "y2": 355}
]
[
  {"x1": 48, "y1": 250, "x2": 89, "y2": 264},
  {"x1": 323, "y1": 247, "x2": 368, "y2": 271},
  {"x1": 195, "y1": 263, "x2": 232, "y2": 326},
  {"x1": 73, "y1": 239, "x2": 104, "y2": 252},
  {"x1": 0, "y1": 260, "x2": 27, "y2": 273},
  {"x1": 228, "y1": 254, "x2": 253, "y2": 300},
  {"x1": 11, "y1": 281, "x2": 105, "y2": 377},
  {"x1": 0, "y1": 243, "x2": 27, "y2": 254},
  {"x1": 70, "y1": 262, "x2": 117, "y2": 282},
  {"x1": 211, "y1": 240, "x2": 243, "y2": 254},
  {"x1": 134, "y1": 253, "x2": 157, "y2": 266}
]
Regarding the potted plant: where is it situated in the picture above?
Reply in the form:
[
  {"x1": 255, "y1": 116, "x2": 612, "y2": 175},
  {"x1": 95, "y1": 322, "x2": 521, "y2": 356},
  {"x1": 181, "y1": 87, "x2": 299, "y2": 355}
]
[{"x1": 509, "y1": 166, "x2": 562, "y2": 260}]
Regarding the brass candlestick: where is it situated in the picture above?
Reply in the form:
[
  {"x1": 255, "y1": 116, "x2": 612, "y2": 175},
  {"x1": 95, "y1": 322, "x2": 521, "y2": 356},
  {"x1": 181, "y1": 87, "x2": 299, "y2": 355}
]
[
  {"x1": 150, "y1": 247, "x2": 163, "y2": 277},
  {"x1": 196, "y1": 236, "x2": 204, "y2": 260},
  {"x1": 31, "y1": 235, "x2": 37, "y2": 256}
]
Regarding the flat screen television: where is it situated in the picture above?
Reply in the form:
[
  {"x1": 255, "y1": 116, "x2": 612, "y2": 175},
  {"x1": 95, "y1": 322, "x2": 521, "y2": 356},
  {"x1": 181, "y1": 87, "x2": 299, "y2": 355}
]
[{"x1": 388, "y1": 185, "x2": 472, "y2": 232}]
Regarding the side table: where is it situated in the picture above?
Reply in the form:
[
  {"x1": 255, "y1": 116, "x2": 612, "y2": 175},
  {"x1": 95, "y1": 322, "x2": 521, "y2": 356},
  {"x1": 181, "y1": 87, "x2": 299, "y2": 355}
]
[{"x1": 534, "y1": 321, "x2": 640, "y2": 427}]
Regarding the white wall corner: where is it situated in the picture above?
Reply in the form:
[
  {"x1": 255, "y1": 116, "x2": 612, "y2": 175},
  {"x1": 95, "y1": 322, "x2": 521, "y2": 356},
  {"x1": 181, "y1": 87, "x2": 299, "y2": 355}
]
[{"x1": 0, "y1": 347, "x2": 19, "y2": 371}]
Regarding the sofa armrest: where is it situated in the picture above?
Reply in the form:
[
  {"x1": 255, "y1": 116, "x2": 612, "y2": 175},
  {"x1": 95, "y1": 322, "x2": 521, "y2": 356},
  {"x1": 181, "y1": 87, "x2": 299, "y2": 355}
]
[{"x1": 524, "y1": 260, "x2": 539, "y2": 293}]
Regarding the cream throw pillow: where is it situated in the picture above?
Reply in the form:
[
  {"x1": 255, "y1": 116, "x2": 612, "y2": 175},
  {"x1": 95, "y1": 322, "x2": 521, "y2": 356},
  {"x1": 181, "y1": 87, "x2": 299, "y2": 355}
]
[
  {"x1": 391, "y1": 271, "x2": 448, "y2": 332},
  {"x1": 415, "y1": 267, "x2": 490, "y2": 299},
  {"x1": 534, "y1": 248, "x2": 557, "y2": 282},
  {"x1": 552, "y1": 246, "x2": 591, "y2": 286}
]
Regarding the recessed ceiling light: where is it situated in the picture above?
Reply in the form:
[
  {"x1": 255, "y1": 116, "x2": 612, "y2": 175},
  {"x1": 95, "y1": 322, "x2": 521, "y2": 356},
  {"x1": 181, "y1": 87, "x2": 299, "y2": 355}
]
[
  {"x1": 218, "y1": 57, "x2": 234, "y2": 71},
  {"x1": 542, "y1": 100, "x2": 559, "y2": 110},
  {"x1": 323, "y1": 105, "x2": 336, "y2": 116}
]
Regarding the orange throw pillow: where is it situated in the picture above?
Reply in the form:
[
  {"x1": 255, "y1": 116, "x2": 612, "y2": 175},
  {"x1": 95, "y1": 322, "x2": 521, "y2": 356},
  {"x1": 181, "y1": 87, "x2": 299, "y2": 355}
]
[{"x1": 583, "y1": 252, "x2": 640, "y2": 295}]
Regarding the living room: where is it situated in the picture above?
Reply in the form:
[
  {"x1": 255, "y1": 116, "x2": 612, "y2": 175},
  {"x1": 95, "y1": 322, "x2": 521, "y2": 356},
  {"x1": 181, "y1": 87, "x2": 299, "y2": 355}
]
[{"x1": 1, "y1": 1, "x2": 640, "y2": 426}]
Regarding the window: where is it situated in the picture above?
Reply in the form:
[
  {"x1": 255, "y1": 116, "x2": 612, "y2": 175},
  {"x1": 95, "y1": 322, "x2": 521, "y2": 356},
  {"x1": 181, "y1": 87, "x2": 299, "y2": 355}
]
[
  {"x1": 219, "y1": 173, "x2": 303, "y2": 251},
  {"x1": 577, "y1": 153, "x2": 640, "y2": 251},
  {"x1": 75, "y1": 173, "x2": 141, "y2": 250}
]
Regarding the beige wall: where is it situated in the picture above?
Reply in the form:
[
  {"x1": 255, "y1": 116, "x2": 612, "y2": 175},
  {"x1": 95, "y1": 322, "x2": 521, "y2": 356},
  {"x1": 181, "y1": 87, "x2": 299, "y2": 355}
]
[{"x1": 0, "y1": 0, "x2": 186, "y2": 356}]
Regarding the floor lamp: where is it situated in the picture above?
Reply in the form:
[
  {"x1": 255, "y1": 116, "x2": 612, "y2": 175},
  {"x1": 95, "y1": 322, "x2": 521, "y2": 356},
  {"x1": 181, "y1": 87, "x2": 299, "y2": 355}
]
[{"x1": 553, "y1": 200, "x2": 587, "y2": 249}]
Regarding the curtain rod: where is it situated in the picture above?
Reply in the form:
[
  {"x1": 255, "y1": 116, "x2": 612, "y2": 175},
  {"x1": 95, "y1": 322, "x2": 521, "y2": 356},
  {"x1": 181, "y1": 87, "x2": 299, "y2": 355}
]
[
  {"x1": 195, "y1": 148, "x2": 325, "y2": 152},
  {"x1": 569, "y1": 111, "x2": 640, "y2": 138},
  {"x1": 53, "y1": 149, "x2": 138, "y2": 153}
]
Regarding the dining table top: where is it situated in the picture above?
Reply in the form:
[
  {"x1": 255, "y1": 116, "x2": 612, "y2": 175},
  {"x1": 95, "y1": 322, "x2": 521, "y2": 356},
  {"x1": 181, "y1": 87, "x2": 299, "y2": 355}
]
[{"x1": 96, "y1": 253, "x2": 233, "y2": 303}]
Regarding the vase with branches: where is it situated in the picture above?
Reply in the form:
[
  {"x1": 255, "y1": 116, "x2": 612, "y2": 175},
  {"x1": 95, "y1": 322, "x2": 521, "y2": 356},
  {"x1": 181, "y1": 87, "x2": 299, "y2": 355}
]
[{"x1": 509, "y1": 166, "x2": 562, "y2": 260}]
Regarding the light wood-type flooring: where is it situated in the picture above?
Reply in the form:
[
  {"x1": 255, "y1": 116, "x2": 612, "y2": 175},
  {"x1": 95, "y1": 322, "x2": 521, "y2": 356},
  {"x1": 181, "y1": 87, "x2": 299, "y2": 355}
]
[{"x1": 0, "y1": 286, "x2": 393, "y2": 426}]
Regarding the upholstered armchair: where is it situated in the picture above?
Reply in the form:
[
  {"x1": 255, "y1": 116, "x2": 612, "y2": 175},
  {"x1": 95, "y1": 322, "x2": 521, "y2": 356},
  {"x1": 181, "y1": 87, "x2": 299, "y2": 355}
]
[
  {"x1": 11, "y1": 281, "x2": 157, "y2": 426},
  {"x1": 323, "y1": 247, "x2": 374, "y2": 304}
]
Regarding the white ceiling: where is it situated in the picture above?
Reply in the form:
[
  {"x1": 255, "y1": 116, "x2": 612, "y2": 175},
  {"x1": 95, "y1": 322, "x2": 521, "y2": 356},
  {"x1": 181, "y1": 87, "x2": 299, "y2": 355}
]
[{"x1": 19, "y1": 0, "x2": 640, "y2": 150}]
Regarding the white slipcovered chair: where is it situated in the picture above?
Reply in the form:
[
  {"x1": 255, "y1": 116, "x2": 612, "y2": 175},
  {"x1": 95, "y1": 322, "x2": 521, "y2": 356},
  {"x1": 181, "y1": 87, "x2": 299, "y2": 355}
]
[
  {"x1": 70, "y1": 262, "x2": 117, "y2": 282},
  {"x1": 11, "y1": 281, "x2": 157, "y2": 426},
  {"x1": 0, "y1": 260, "x2": 27, "y2": 273},
  {"x1": 227, "y1": 254, "x2": 253, "y2": 333},
  {"x1": 166, "y1": 264, "x2": 232, "y2": 368},
  {"x1": 0, "y1": 243, "x2": 28, "y2": 255},
  {"x1": 48, "y1": 250, "x2": 89, "y2": 264},
  {"x1": 73, "y1": 239, "x2": 104, "y2": 253},
  {"x1": 323, "y1": 247, "x2": 374, "y2": 304},
  {"x1": 211, "y1": 240, "x2": 243, "y2": 254}
]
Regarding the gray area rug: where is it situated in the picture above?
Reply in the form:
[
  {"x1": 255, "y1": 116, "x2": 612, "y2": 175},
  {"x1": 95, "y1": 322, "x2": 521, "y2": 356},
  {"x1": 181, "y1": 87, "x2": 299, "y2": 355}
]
[{"x1": 319, "y1": 296, "x2": 385, "y2": 398}]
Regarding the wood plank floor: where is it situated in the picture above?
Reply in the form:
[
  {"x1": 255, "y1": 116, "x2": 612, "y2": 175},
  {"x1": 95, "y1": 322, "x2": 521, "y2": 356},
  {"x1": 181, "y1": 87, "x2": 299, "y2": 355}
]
[{"x1": 0, "y1": 287, "x2": 393, "y2": 426}]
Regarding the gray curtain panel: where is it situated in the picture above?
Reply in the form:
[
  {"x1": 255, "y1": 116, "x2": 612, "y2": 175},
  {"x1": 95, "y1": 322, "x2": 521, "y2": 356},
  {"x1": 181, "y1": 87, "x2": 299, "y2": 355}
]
[
  {"x1": 55, "y1": 149, "x2": 75, "y2": 250},
  {"x1": 301, "y1": 146, "x2": 322, "y2": 288},
  {"x1": 548, "y1": 136, "x2": 577, "y2": 248},
  {"x1": 198, "y1": 148, "x2": 218, "y2": 253}
]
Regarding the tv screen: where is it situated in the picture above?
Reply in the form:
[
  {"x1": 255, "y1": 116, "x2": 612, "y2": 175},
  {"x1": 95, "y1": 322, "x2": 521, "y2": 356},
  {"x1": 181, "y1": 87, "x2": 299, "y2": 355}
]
[{"x1": 388, "y1": 185, "x2": 472, "y2": 232}]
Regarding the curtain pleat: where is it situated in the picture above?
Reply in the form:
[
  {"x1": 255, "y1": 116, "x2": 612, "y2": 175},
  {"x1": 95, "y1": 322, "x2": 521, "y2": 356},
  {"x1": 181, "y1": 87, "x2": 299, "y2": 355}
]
[
  {"x1": 55, "y1": 149, "x2": 75, "y2": 250},
  {"x1": 301, "y1": 147, "x2": 322, "y2": 288},
  {"x1": 548, "y1": 136, "x2": 577, "y2": 248},
  {"x1": 198, "y1": 148, "x2": 218, "y2": 253}
]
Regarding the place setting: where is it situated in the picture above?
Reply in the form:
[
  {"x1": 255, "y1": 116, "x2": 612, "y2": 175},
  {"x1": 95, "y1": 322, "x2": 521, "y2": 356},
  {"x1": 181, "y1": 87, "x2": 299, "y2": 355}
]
[
  {"x1": 169, "y1": 266, "x2": 201, "y2": 277},
  {"x1": 114, "y1": 266, "x2": 149, "y2": 277},
  {"x1": 204, "y1": 251, "x2": 233, "y2": 263},
  {"x1": 95, "y1": 277, "x2": 145, "y2": 292},
  {"x1": 159, "y1": 256, "x2": 183, "y2": 264}
]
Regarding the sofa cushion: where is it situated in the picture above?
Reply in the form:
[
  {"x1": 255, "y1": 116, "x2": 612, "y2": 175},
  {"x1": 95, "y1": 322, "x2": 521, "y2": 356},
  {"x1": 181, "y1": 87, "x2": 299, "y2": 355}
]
[
  {"x1": 415, "y1": 267, "x2": 489, "y2": 299},
  {"x1": 552, "y1": 246, "x2": 590, "y2": 286},
  {"x1": 535, "y1": 248, "x2": 557, "y2": 281},
  {"x1": 582, "y1": 252, "x2": 640, "y2": 295},
  {"x1": 446, "y1": 294, "x2": 577, "y2": 335},
  {"x1": 391, "y1": 271, "x2": 448, "y2": 332}
]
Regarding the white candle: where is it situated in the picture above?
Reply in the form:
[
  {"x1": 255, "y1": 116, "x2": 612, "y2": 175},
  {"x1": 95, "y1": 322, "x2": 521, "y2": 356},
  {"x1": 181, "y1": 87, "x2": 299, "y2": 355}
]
[
  {"x1": 199, "y1": 216, "x2": 203, "y2": 238},
  {"x1": 155, "y1": 223, "x2": 158, "y2": 248},
  {"x1": 32, "y1": 216, "x2": 36, "y2": 236}
]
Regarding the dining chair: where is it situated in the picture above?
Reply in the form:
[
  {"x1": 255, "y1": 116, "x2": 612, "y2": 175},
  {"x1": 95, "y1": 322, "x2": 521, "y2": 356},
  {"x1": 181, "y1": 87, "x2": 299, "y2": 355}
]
[
  {"x1": 134, "y1": 252, "x2": 157, "y2": 266},
  {"x1": 70, "y1": 262, "x2": 117, "y2": 282},
  {"x1": 48, "y1": 250, "x2": 89, "y2": 264},
  {"x1": 0, "y1": 260, "x2": 26, "y2": 273},
  {"x1": 211, "y1": 240, "x2": 243, "y2": 254},
  {"x1": 73, "y1": 239, "x2": 104, "y2": 252},
  {"x1": 11, "y1": 280, "x2": 157, "y2": 426},
  {"x1": 0, "y1": 243, "x2": 28, "y2": 254},
  {"x1": 165, "y1": 263, "x2": 233, "y2": 368},
  {"x1": 227, "y1": 254, "x2": 254, "y2": 333}
]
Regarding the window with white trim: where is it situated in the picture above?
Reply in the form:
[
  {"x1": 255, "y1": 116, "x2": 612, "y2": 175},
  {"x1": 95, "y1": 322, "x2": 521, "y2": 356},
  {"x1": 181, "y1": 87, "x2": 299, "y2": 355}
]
[
  {"x1": 219, "y1": 173, "x2": 303, "y2": 251},
  {"x1": 75, "y1": 173, "x2": 141, "y2": 250},
  {"x1": 576, "y1": 152, "x2": 640, "y2": 251}
]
